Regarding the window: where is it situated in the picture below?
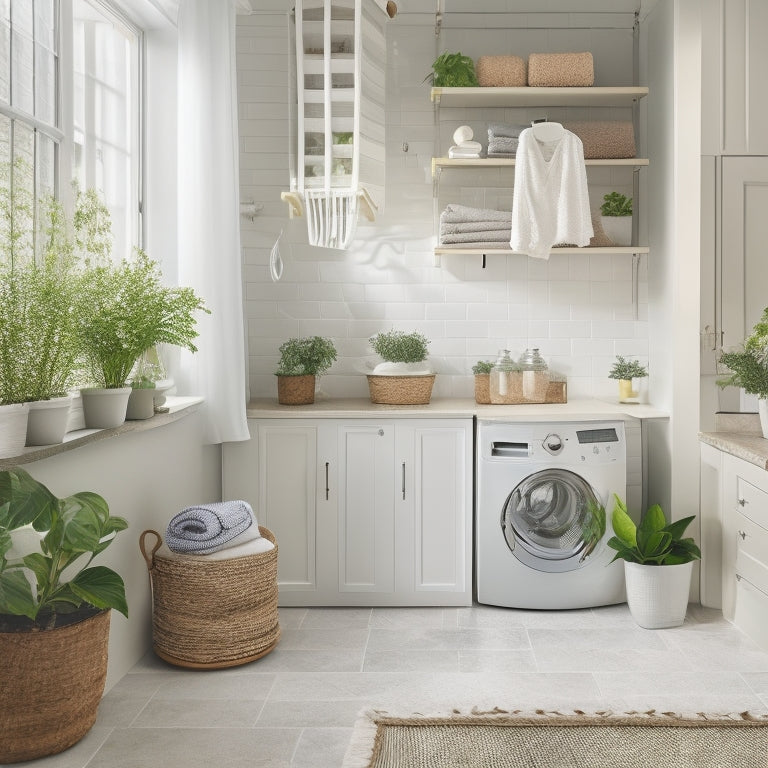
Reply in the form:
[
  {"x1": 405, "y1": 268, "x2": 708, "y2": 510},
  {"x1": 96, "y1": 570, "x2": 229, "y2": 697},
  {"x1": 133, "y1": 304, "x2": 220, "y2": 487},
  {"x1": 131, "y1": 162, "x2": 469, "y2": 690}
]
[{"x1": 0, "y1": 0, "x2": 142, "y2": 262}]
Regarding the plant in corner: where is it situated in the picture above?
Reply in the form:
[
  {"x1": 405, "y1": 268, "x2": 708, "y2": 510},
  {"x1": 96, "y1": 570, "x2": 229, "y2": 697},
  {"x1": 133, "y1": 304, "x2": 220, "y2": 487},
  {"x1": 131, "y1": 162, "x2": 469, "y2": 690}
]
[
  {"x1": 608, "y1": 355, "x2": 648, "y2": 403},
  {"x1": 600, "y1": 191, "x2": 633, "y2": 247},
  {"x1": 0, "y1": 466, "x2": 128, "y2": 762},
  {"x1": 275, "y1": 336, "x2": 337, "y2": 405},
  {"x1": 367, "y1": 330, "x2": 435, "y2": 405},
  {"x1": 607, "y1": 495, "x2": 701, "y2": 629},
  {"x1": 718, "y1": 305, "x2": 768, "y2": 437}
]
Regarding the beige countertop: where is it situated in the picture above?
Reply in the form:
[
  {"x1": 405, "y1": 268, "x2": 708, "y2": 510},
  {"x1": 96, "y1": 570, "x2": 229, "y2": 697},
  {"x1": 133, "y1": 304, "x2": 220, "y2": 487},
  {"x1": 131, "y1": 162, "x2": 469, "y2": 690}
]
[
  {"x1": 246, "y1": 397, "x2": 669, "y2": 421},
  {"x1": 699, "y1": 412, "x2": 768, "y2": 471}
]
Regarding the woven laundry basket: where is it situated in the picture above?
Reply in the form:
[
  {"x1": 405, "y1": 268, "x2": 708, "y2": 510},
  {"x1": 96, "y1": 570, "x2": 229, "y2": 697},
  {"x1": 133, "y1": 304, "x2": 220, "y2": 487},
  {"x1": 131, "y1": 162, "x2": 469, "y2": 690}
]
[
  {"x1": 367, "y1": 374, "x2": 435, "y2": 405},
  {"x1": 528, "y1": 52, "x2": 594, "y2": 86},
  {"x1": 139, "y1": 527, "x2": 280, "y2": 669}
]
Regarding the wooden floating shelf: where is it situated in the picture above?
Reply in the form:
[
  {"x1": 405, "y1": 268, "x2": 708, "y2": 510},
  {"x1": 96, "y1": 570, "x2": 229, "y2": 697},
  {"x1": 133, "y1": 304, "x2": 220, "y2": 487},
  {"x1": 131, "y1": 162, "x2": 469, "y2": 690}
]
[
  {"x1": 430, "y1": 86, "x2": 649, "y2": 108},
  {"x1": 434, "y1": 246, "x2": 650, "y2": 256},
  {"x1": 432, "y1": 157, "x2": 649, "y2": 176}
]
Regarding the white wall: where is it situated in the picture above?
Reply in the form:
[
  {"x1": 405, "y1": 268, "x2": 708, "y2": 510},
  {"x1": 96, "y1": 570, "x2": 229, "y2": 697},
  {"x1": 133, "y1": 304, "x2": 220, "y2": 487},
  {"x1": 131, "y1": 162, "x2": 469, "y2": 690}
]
[
  {"x1": 237, "y1": 9, "x2": 650, "y2": 404},
  {"x1": 23, "y1": 410, "x2": 221, "y2": 691}
]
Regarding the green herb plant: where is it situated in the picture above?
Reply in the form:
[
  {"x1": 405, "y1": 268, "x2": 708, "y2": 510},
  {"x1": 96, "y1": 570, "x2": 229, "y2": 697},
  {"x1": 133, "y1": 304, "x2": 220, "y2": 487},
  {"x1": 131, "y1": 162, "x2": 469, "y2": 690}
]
[
  {"x1": 608, "y1": 356, "x2": 648, "y2": 380},
  {"x1": 472, "y1": 360, "x2": 494, "y2": 375},
  {"x1": 600, "y1": 192, "x2": 633, "y2": 217},
  {"x1": 428, "y1": 52, "x2": 479, "y2": 87},
  {"x1": 0, "y1": 466, "x2": 128, "y2": 627},
  {"x1": 76, "y1": 249, "x2": 209, "y2": 389},
  {"x1": 718, "y1": 305, "x2": 768, "y2": 398},
  {"x1": 607, "y1": 495, "x2": 701, "y2": 566},
  {"x1": 275, "y1": 336, "x2": 337, "y2": 377},
  {"x1": 370, "y1": 330, "x2": 430, "y2": 364}
]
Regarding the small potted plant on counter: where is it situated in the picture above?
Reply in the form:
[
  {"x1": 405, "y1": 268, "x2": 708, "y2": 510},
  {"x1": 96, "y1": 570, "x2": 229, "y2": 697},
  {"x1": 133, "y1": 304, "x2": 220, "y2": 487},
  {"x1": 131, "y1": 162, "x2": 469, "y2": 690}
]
[
  {"x1": 600, "y1": 191, "x2": 633, "y2": 247},
  {"x1": 275, "y1": 336, "x2": 337, "y2": 405},
  {"x1": 367, "y1": 329, "x2": 435, "y2": 405},
  {"x1": 608, "y1": 355, "x2": 647, "y2": 403},
  {"x1": 607, "y1": 495, "x2": 700, "y2": 629},
  {"x1": 472, "y1": 360, "x2": 494, "y2": 404},
  {"x1": 0, "y1": 466, "x2": 129, "y2": 762}
]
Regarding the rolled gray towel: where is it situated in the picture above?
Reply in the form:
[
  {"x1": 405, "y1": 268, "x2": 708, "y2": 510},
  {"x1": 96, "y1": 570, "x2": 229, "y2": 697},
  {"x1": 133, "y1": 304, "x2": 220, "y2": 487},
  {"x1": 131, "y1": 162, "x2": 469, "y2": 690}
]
[{"x1": 166, "y1": 500, "x2": 261, "y2": 555}]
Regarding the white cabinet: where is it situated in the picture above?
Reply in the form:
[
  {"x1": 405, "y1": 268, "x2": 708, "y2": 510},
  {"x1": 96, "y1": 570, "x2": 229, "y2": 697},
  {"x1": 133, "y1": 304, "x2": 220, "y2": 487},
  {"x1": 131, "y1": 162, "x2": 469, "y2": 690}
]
[
  {"x1": 719, "y1": 452, "x2": 768, "y2": 650},
  {"x1": 223, "y1": 417, "x2": 472, "y2": 607}
]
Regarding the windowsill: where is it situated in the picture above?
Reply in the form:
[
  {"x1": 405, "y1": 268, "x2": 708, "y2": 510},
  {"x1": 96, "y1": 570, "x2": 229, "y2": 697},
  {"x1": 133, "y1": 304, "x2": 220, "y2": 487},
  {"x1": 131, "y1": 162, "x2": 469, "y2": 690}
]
[{"x1": 0, "y1": 396, "x2": 204, "y2": 470}]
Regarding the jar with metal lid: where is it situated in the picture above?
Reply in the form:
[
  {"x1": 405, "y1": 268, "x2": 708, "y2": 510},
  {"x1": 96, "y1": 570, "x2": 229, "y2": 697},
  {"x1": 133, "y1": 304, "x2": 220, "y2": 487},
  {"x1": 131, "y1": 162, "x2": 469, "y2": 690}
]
[
  {"x1": 490, "y1": 350, "x2": 522, "y2": 404},
  {"x1": 518, "y1": 348, "x2": 550, "y2": 402}
]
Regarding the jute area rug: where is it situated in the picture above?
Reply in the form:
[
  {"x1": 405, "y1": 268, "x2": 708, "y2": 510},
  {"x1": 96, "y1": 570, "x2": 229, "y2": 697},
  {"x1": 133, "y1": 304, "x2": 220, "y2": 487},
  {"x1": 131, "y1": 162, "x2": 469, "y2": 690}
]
[{"x1": 341, "y1": 708, "x2": 768, "y2": 768}]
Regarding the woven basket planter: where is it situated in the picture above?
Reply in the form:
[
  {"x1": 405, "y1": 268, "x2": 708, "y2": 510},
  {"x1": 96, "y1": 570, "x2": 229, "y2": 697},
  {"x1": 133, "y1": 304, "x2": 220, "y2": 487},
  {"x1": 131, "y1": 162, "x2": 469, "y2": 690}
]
[
  {"x1": 474, "y1": 374, "x2": 491, "y2": 404},
  {"x1": 367, "y1": 374, "x2": 435, "y2": 405},
  {"x1": 0, "y1": 608, "x2": 111, "y2": 763},
  {"x1": 139, "y1": 527, "x2": 280, "y2": 669},
  {"x1": 277, "y1": 374, "x2": 316, "y2": 405}
]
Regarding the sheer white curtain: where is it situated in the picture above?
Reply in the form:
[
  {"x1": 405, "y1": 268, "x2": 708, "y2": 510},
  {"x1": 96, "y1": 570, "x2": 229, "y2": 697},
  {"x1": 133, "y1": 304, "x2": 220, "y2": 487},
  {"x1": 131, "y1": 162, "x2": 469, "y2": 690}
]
[{"x1": 176, "y1": 0, "x2": 249, "y2": 443}]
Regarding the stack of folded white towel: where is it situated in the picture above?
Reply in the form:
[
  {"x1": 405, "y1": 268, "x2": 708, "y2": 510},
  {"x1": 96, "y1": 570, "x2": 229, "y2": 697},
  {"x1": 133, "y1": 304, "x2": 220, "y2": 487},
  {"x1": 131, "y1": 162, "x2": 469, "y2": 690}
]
[
  {"x1": 164, "y1": 500, "x2": 274, "y2": 560},
  {"x1": 438, "y1": 203, "x2": 511, "y2": 249},
  {"x1": 487, "y1": 123, "x2": 527, "y2": 158},
  {"x1": 448, "y1": 125, "x2": 482, "y2": 159}
]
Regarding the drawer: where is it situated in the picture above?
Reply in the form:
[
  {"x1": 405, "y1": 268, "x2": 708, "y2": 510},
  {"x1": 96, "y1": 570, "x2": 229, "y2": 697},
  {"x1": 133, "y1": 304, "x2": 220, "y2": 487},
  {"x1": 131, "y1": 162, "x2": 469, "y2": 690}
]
[
  {"x1": 734, "y1": 576, "x2": 768, "y2": 652},
  {"x1": 735, "y1": 512, "x2": 768, "y2": 594},
  {"x1": 735, "y1": 475, "x2": 768, "y2": 528}
]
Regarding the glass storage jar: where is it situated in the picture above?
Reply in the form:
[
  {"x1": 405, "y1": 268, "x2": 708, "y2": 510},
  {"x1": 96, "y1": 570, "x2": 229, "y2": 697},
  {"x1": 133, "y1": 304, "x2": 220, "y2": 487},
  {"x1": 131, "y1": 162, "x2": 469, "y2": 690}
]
[
  {"x1": 518, "y1": 348, "x2": 550, "y2": 403},
  {"x1": 490, "y1": 350, "x2": 522, "y2": 404}
]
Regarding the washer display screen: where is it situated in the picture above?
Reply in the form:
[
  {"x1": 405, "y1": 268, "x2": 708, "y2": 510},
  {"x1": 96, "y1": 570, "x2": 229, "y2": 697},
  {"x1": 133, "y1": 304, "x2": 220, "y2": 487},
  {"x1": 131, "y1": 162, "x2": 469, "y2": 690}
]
[{"x1": 576, "y1": 428, "x2": 618, "y2": 444}]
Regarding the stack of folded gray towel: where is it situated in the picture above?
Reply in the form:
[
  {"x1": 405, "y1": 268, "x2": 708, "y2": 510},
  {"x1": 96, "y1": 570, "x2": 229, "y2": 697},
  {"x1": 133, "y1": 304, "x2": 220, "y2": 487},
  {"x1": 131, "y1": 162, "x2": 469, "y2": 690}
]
[
  {"x1": 166, "y1": 500, "x2": 261, "y2": 555},
  {"x1": 487, "y1": 123, "x2": 527, "y2": 158},
  {"x1": 439, "y1": 203, "x2": 511, "y2": 249}
]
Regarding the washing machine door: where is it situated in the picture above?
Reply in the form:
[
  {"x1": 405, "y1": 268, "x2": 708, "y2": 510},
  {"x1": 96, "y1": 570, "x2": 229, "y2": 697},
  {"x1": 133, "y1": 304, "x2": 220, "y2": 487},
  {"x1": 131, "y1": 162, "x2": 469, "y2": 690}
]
[{"x1": 501, "y1": 468, "x2": 605, "y2": 573}]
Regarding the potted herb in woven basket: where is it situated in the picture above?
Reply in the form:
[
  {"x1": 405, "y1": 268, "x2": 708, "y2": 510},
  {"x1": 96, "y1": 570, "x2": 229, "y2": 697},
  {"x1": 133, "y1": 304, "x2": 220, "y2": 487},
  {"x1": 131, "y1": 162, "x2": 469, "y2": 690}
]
[
  {"x1": 472, "y1": 360, "x2": 494, "y2": 404},
  {"x1": 275, "y1": 336, "x2": 337, "y2": 405},
  {"x1": 0, "y1": 466, "x2": 128, "y2": 763},
  {"x1": 367, "y1": 330, "x2": 434, "y2": 405}
]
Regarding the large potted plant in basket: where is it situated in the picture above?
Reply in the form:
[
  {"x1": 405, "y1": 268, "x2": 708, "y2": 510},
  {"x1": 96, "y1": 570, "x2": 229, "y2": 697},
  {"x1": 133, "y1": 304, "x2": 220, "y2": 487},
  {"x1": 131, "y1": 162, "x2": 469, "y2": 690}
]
[
  {"x1": 75, "y1": 249, "x2": 208, "y2": 428},
  {"x1": 367, "y1": 330, "x2": 434, "y2": 405},
  {"x1": 607, "y1": 495, "x2": 701, "y2": 629},
  {"x1": 718, "y1": 305, "x2": 768, "y2": 438},
  {"x1": 275, "y1": 336, "x2": 337, "y2": 405},
  {"x1": 0, "y1": 466, "x2": 128, "y2": 762}
]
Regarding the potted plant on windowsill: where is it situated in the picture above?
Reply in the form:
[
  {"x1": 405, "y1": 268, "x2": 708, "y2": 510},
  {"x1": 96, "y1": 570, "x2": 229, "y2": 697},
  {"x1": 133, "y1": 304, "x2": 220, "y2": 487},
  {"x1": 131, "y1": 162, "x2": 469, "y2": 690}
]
[
  {"x1": 607, "y1": 495, "x2": 701, "y2": 629},
  {"x1": 472, "y1": 360, "x2": 494, "y2": 404},
  {"x1": 275, "y1": 336, "x2": 337, "y2": 405},
  {"x1": 718, "y1": 306, "x2": 768, "y2": 438},
  {"x1": 600, "y1": 191, "x2": 633, "y2": 247},
  {"x1": 0, "y1": 466, "x2": 128, "y2": 762},
  {"x1": 75, "y1": 249, "x2": 208, "y2": 428},
  {"x1": 367, "y1": 330, "x2": 434, "y2": 405},
  {"x1": 608, "y1": 355, "x2": 648, "y2": 403}
]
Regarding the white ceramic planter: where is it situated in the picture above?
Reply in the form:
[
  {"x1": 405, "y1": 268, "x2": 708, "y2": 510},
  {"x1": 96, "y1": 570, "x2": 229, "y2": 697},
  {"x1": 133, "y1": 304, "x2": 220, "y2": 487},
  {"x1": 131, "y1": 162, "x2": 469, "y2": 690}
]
[
  {"x1": 0, "y1": 403, "x2": 30, "y2": 458},
  {"x1": 759, "y1": 398, "x2": 768, "y2": 439},
  {"x1": 25, "y1": 395, "x2": 73, "y2": 446},
  {"x1": 601, "y1": 215, "x2": 632, "y2": 247},
  {"x1": 624, "y1": 560, "x2": 693, "y2": 629},
  {"x1": 126, "y1": 388, "x2": 156, "y2": 420},
  {"x1": 80, "y1": 387, "x2": 131, "y2": 429}
]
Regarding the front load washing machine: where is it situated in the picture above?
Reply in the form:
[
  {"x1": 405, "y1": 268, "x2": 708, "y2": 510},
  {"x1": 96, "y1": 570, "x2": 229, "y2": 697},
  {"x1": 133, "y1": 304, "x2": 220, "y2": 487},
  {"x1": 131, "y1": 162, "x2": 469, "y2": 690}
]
[{"x1": 475, "y1": 419, "x2": 627, "y2": 609}]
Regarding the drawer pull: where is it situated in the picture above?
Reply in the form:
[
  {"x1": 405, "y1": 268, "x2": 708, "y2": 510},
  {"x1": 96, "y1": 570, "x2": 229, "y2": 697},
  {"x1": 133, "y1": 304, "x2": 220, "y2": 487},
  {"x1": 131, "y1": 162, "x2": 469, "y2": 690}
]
[
  {"x1": 402, "y1": 462, "x2": 406, "y2": 500},
  {"x1": 738, "y1": 498, "x2": 747, "y2": 506},
  {"x1": 738, "y1": 530, "x2": 747, "y2": 540}
]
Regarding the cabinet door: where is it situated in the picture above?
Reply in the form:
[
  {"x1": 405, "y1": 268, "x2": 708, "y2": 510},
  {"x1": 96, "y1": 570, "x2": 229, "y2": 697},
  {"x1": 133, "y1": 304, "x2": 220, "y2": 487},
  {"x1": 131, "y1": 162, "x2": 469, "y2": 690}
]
[
  {"x1": 336, "y1": 422, "x2": 395, "y2": 594},
  {"x1": 699, "y1": 442, "x2": 723, "y2": 608},
  {"x1": 396, "y1": 420, "x2": 472, "y2": 604}
]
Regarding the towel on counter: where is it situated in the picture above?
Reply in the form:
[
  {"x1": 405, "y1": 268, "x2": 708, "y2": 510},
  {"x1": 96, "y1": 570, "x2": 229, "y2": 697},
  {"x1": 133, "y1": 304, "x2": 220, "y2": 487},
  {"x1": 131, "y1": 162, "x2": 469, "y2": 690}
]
[
  {"x1": 448, "y1": 140, "x2": 482, "y2": 159},
  {"x1": 166, "y1": 500, "x2": 261, "y2": 555}
]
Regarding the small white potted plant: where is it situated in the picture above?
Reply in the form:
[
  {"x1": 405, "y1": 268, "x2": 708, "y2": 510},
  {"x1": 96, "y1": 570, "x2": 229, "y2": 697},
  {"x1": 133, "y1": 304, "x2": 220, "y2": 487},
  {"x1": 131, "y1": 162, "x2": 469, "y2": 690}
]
[
  {"x1": 608, "y1": 355, "x2": 648, "y2": 403},
  {"x1": 367, "y1": 330, "x2": 434, "y2": 405},
  {"x1": 600, "y1": 191, "x2": 633, "y2": 247}
]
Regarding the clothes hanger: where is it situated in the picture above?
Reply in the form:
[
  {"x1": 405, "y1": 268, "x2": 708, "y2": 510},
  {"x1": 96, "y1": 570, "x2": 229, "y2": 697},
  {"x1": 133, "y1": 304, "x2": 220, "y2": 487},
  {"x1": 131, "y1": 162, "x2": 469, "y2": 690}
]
[{"x1": 530, "y1": 118, "x2": 564, "y2": 142}]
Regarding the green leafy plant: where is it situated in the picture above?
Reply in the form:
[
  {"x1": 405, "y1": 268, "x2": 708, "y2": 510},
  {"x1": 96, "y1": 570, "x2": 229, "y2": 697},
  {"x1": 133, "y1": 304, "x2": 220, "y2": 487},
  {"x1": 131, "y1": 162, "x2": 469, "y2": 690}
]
[
  {"x1": 600, "y1": 192, "x2": 633, "y2": 217},
  {"x1": 76, "y1": 249, "x2": 209, "y2": 389},
  {"x1": 370, "y1": 330, "x2": 430, "y2": 364},
  {"x1": 472, "y1": 360, "x2": 494, "y2": 375},
  {"x1": 428, "y1": 52, "x2": 479, "y2": 87},
  {"x1": 718, "y1": 306, "x2": 768, "y2": 398},
  {"x1": 275, "y1": 336, "x2": 337, "y2": 377},
  {"x1": 608, "y1": 356, "x2": 648, "y2": 380},
  {"x1": 0, "y1": 466, "x2": 128, "y2": 627},
  {"x1": 607, "y1": 495, "x2": 701, "y2": 566}
]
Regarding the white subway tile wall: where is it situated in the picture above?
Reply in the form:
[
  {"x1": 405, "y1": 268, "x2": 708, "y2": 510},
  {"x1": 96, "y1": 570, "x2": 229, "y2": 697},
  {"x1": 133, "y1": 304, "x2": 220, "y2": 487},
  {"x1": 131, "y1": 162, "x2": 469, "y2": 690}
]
[{"x1": 236, "y1": 12, "x2": 648, "y2": 402}]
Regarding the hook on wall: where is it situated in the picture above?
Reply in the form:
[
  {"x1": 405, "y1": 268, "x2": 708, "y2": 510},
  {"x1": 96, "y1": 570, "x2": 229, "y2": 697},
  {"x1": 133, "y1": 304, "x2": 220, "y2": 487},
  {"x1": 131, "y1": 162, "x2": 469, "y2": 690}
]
[{"x1": 240, "y1": 201, "x2": 264, "y2": 222}]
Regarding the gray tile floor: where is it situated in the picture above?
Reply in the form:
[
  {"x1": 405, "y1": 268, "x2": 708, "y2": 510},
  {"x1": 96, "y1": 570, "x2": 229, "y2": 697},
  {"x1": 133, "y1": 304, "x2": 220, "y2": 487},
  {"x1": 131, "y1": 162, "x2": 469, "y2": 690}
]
[{"x1": 16, "y1": 603, "x2": 768, "y2": 768}]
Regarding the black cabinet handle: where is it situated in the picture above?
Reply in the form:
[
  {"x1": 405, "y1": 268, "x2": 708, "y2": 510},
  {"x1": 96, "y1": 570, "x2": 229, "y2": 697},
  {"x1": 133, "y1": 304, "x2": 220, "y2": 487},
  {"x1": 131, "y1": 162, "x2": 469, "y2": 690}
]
[{"x1": 325, "y1": 462, "x2": 329, "y2": 500}]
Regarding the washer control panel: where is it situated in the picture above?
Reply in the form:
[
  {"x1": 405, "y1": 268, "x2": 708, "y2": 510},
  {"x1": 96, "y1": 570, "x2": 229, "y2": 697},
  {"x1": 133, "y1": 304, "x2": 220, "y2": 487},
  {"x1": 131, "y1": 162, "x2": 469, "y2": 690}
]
[{"x1": 543, "y1": 433, "x2": 564, "y2": 455}]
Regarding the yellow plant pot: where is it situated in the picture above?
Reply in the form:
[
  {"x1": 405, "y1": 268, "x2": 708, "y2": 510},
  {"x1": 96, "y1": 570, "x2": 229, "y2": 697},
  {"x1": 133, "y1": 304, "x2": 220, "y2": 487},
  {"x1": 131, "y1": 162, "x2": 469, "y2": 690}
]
[{"x1": 618, "y1": 379, "x2": 638, "y2": 402}]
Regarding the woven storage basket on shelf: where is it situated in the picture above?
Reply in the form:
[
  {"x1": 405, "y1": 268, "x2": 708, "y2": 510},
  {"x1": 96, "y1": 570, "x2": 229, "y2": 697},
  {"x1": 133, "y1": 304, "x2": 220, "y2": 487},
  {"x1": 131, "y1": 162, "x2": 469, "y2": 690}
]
[
  {"x1": 474, "y1": 374, "x2": 491, "y2": 404},
  {"x1": 139, "y1": 527, "x2": 280, "y2": 669},
  {"x1": 277, "y1": 374, "x2": 316, "y2": 405},
  {"x1": 367, "y1": 374, "x2": 435, "y2": 405},
  {"x1": 0, "y1": 608, "x2": 111, "y2": 763}
]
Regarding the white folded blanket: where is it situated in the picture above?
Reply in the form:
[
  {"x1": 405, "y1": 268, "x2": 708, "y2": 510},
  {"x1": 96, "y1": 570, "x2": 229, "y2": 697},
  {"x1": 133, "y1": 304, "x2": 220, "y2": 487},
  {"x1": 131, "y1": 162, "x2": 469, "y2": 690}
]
[
  {"x1": 440, "y1": 204, "x2": 510, "y2": 224},
  {"x1": 166, "y1": 500, "x2": 261, "y2": 555},
  {"x1": 440, "y1": 229, "x2": 511, "y2": 244},
  {"x1": 440, "y1": 220, "x2": 512, "y2": 235},
  {"x1": 157, "y1": 536, "x2": 274, "y2": 562}
]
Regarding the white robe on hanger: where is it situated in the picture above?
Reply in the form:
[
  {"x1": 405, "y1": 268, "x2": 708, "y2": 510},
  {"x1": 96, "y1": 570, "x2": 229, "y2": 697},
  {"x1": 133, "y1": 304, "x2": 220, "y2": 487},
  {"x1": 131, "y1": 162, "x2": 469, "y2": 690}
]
[{"x1": 510, "y1": 127, "x2": 593, "y2": 259}]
